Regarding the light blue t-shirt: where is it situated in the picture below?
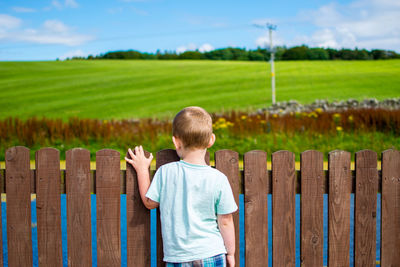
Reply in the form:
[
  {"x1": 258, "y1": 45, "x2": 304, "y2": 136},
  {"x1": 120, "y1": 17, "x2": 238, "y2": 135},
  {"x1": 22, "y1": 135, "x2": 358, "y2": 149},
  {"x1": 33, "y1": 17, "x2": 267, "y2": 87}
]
[{"x1": 145, "y1": 160, "x2": 238, "y2": 263}]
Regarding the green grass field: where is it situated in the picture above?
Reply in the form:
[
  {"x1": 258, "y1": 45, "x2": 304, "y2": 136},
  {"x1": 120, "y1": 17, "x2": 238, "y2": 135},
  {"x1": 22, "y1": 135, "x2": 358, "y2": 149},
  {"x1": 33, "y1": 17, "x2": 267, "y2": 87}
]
[{"x1": 1, "y1": 60, "x2": 399, "y2": 120}]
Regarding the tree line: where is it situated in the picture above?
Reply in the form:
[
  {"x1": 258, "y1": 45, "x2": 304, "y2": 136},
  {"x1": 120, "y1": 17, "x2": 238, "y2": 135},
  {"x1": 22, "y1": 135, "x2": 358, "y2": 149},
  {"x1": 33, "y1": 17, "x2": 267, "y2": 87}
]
[{"x1": 67, "y1": 46, "x2": 400, "y2": 61}]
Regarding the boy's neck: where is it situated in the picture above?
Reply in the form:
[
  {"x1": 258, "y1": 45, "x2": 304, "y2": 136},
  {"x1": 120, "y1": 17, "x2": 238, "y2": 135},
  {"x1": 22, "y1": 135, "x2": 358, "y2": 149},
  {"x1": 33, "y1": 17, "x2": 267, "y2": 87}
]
[{"x1": 180, "y1": 148, "x2": 208, "y2": 166}]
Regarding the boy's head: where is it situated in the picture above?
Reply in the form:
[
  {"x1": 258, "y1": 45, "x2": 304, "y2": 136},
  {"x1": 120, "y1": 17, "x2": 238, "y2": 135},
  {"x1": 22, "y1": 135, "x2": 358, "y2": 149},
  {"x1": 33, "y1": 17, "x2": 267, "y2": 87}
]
[{"x1": 172, "y1": 106, "x2": 214, "y2": 150}]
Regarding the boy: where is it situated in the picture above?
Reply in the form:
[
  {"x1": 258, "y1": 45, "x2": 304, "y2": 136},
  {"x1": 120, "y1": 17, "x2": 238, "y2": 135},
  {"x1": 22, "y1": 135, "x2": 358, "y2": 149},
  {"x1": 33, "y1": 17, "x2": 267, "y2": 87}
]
[{"x1": 125, "y1": 106, "x2": 237, "y2": 267}]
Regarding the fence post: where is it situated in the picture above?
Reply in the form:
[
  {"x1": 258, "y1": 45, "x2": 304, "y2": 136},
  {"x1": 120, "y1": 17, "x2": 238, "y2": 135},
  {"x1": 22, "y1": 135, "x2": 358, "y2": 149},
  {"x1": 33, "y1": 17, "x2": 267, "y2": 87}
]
[
  {"x1": 215, "y1": 149, "x2": 240, "y2": 266},
  {"x1": 66, "y1": 148, "x2": 92, "y2": 267},
  {"x1": 244, "y1": 150, "x2": 268, "y2": 266},
  {"x1": 354, "y1": 150, "x2": 378, "y2": 266},
  {"x1": 126, "y1": 150, "x2": 151, "y2": 266},
  {"x1": 36, "y1": 148, "x2": 63, "y2": 266},
  {"x1": 155, "y1": 149, "x2": 180, "y2": 267},
  {"x1": 96, "y1": 149, "x2": 121, "y2": 266},
  {"x1": 5, "y1": 146, "x2": 33, "y2": 266},
  {"x1": 381, "y1": 149, "x2": 400, "y2": 266},
  {"x1": 328, "y1": 150, "x2": 351, "y2": 267},
  {"x1": 300, "y1": 150, "x2": 324, "y2": 266},
  {"x1": 272, "y1": 150, "x2": 296, "y2": 267}
]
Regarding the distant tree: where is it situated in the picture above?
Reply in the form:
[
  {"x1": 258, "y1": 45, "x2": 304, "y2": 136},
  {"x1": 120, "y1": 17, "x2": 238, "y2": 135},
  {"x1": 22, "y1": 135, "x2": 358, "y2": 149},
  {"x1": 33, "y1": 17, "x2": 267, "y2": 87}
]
[
  {"x1": 157, "y1": 51, "x2": 179, "y2": 60},
  {"x1": 274, "y1": 46, "x2": 286, "y2": 61},
  {"x1": 371, "y1": 49, "x2": 388, "y2": 59},
  {"x1": 338, "y1": 49, "x2": 358, "y2": 60},
  {"x1": 178, "y1": 51, "x2": 204, "y2": 59},
  {"x1": 248, "y1": 50, "x2": 265, "y2": 61},
  {"x1": 326, "y1": 48, "x2": 339, "y2": 60},
  {"x1": 353, "y1": 48, "x2": 370, "y2": 60},
  {"x1": 88, "y1": 46, "x2": 398, "y2": 62},
  {"x1": 307, "y1": 48, "x2": 329, "y2": 60},
  {"x1": 282, "y1": 45, "x2": 308, "y2": 60}
]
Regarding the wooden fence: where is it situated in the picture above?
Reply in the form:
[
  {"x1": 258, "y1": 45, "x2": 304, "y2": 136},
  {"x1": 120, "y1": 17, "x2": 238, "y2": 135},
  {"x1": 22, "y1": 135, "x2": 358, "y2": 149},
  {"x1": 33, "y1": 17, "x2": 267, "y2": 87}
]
[{"x1": 0, "y1": 146, "x2": 399, "y2": 267}]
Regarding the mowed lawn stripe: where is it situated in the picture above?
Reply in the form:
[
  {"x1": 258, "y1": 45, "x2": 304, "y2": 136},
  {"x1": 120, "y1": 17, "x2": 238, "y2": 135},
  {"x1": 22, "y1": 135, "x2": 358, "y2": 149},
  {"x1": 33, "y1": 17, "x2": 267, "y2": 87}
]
[{"x1": 0, "y1": 60, "x2": 399, "y2": 119}]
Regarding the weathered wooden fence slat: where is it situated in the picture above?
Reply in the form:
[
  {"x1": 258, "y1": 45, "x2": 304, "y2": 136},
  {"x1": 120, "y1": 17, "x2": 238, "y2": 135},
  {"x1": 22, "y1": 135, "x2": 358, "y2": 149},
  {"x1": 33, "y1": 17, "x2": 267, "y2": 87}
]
[
  {"x1": 5, "y1": 146, "x2": 33, "y2": 266},
  {"x1": 0, "y1": 168, "x2": 2, "y2": 267},
  {"x1": 215, "y1": 149, "x2": 240, "y2": 266},
  {"x1": 381, "y1": 149, "x2": 400, "y2": 266},
  {"x1": 272, "y1": 150, "x2": 296, "y2": 267},
  {"x1": 36, "y1": 148, "x2": 63, "y2": 267},
  {"x1": 244, "y1": 150, "x2": 268, "y2": 266},
  {"x1": 155, "y1": 149, "x2": 180, "y2": 267},
  {"x1": 328, "y1": 150, "x2": 351, "y2": 267},
  {"x1": 66, "y1": 148, "x2": 92, "y2": 267},
  {"x1": 300, "y1": 150, "x2": 324, "y2": 267},
  {"x1": 126, "y1": 150, "x2": 151, "y2": 266},
  {"x1": 96, "y1": 149, "x2": 121, "y2": 266},
  {"x1": 355, "y1": 150, "x2": 378, "y2": 267},
  {"x1": 1, "y1": 146, "x2": 400, "y2": 267}
]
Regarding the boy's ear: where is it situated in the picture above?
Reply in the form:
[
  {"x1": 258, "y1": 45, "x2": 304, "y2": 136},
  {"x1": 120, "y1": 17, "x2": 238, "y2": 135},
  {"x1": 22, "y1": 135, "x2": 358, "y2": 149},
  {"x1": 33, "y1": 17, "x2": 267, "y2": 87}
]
[
  {"x1": 172, "y1": 136, "x2": 180, "y2": 150},
  {"x1": 207, "y1": 133, "x2": 216, "y2": 148}
]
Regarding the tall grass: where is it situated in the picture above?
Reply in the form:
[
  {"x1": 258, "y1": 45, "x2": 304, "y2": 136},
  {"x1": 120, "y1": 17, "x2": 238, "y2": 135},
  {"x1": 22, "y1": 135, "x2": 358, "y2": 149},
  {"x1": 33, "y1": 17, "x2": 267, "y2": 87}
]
[{"x1": 1, "y1": 108, "x2": 399, "y2": 161}]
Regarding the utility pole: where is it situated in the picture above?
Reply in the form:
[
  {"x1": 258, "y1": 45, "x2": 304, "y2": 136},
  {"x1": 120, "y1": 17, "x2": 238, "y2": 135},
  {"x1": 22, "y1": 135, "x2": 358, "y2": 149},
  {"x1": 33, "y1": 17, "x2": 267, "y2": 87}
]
[{"x1": 254, "y1": 23, "x2": 277, "y2": 105}]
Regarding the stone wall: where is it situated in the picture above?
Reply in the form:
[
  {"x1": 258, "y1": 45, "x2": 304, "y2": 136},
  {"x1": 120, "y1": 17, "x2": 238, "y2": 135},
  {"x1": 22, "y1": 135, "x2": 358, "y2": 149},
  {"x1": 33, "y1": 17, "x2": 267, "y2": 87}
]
[{"x1": 260, "y1": 98, "x2": 400, "y2": 114}]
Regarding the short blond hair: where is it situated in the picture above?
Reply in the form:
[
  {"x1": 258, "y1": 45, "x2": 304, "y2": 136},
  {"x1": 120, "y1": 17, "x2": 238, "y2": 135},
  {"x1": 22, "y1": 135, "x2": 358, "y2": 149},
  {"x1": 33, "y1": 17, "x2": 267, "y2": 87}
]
[{"x1": 172, "y1": 106, "x2": 213, "y2": 149}]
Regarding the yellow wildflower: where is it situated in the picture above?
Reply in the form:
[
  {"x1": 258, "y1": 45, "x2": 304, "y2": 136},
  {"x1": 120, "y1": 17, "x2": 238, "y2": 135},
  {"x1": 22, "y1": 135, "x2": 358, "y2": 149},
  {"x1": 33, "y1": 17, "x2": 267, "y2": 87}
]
[
  {"x1": 308, "y1": 112, "x2": 318, "y2": 118},
  {"x1": 315, "y1": 108, "x2": 323, "y2": 114},
  {"x1": 336, "y1": 126, "x2": 343, "y2": 131},
  {"x1": 348, "y1": 115, "x2": 354, "y2": 122},
  {"x1": 272, "y1": 114, "x2": 278, "y2": 118},
  {"x1": 240, "y1": 115, "x2": 247, "y2": 120}
]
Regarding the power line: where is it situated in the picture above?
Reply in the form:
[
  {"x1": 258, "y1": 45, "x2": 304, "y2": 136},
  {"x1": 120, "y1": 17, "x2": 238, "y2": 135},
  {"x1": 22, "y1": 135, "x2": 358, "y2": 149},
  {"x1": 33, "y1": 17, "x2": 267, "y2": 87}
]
[{"x1": 0, "y1": 24, "x2": 250, "y2": 50}]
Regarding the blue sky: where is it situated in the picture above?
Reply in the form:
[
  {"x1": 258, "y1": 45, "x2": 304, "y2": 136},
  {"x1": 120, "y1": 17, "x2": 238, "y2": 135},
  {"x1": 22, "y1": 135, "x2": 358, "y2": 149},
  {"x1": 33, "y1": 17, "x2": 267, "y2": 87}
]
[{"x1": 0, "y1": 0, "x2": 399, "y2": 60}]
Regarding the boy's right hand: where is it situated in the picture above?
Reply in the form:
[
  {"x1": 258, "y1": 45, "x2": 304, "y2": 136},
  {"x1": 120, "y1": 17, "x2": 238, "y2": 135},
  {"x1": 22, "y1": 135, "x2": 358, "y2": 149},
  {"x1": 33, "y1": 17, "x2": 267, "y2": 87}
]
[
  {"x1": 125, "y1": 146, "x2": 153, "y2": 174},
  {"x1": 226, "y1": 254, "x2": 235, "y2": 267}
]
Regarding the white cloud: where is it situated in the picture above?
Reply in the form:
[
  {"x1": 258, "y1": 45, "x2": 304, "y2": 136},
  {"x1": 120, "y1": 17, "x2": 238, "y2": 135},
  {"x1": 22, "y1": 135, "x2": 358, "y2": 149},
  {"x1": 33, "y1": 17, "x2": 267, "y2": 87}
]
[
  {"x1": 0, "y1": 14, "x2": 22, "y2": 29},
  {"x1": 65, "y1": 0, "x2": 79, "y2": 8},
  {"x1": 59, "y1": 49, "x2": 87, "y2": 60},
  {"x1": 176, "y1": 43, "x2": 197, "y2": 53},
  {"x1": 255, "y1": 33, "x2": 284, "y2": 48},
  {"x1": 51, "y1": 0, "x2": 63, "y2": 9},
  {"x1": 176, "y1": 43, "x2": 214, "y2": 53},
  {"x1": 47, "y1": 0, "x2": 79, "y2": 10},
  {"x1": 0, "y1": 17, "x2": 94, "y2": 46},
  {"x1": 12, "y1": 7, "x2": 36, "y2": 13},
  {"x1": 43, "y1": 20, "x2": 70, "y2": 33},
  {"x1": 121, "y1": 0, "x2": 149, "y2": 2},
  {"x1": 199, "y1": 43, "x2": 214, "y2": 52},
  {"x1": 296, "y1": 0, "x2": 400, "y2": 50}
]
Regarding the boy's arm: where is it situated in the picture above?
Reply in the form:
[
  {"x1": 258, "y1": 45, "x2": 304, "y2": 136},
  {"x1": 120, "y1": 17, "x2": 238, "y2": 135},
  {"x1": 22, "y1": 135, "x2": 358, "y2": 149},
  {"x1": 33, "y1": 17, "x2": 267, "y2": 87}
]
[
  {"x1": 217, "y1": 213, "x2": 235, "y2": 266},
  {"x1": 125, "y1": 146, "x2": 159, "y2": 210}
]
